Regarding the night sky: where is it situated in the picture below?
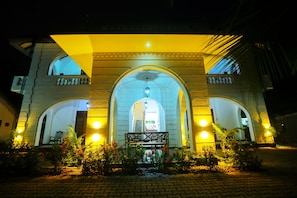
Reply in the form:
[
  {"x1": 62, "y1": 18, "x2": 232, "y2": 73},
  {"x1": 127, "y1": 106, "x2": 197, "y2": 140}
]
[{"x1": 3, "y1": 0, "x2": 297, "y2": 115}]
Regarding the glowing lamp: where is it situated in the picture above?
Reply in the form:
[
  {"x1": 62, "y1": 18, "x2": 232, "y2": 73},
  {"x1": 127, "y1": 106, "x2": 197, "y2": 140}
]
[
  {"x1": 200, "y1": 131, "x2": 209, "y2": 139},
  {"x1": 93, "y1": 121, "x2": 101, "y2": 129},
  {"x1": 199, "y1": 120, "x2": 208, "y2": 127},
  {"x1": 265, "y1": 131, "x2": 272, "y2": 137},
  {"x1": 92, "y1": 133, "x2": 101, "y2": 142}
]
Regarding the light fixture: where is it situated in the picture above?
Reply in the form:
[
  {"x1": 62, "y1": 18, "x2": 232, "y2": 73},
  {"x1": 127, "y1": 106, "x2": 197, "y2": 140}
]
[
  {"x1": 92, "y1": 133, "x2": 101, "y2": 142},
  {"x1": 144, "y1": 77, "x2": 150, "y2": 98},
  {"x1": 200, "y1": 131, "x2": 209, "y2": 139},
  {"x1": 93, "y1": 121, "x2": 101, "y2": 129},
  {"x1": 199, "y1": 119, "x2": 208, "y2": 127},
  {"x1": 145, "y1": 87, "x2": 150, "y2": 97},
  {"x1": 144, "y1": 101, "x2": 148, "y2": 109}
]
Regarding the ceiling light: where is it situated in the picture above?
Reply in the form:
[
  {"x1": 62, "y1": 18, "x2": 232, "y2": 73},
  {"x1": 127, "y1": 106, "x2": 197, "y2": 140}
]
[{"x1": 144, "y1": 77, "x2": 150, "y2": 98}]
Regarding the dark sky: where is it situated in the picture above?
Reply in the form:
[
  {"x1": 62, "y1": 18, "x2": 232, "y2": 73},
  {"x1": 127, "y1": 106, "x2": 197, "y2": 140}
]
[{"x1": 3, "y1": 0, "x2": 297, "y2": 114}]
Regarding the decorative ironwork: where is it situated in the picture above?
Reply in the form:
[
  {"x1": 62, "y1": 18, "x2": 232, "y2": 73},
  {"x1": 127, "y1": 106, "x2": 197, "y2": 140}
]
[{"x1": 125, "y1": 132, "x2": 169, "y2": 146}]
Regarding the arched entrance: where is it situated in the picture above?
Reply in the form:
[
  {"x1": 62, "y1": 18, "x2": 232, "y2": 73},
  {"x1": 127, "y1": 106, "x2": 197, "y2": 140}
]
[
  {"x1": 109, "y1": 67, "x2": 193, "y2": 149},
  {"x1": 35, "y1": 99, "x2": 88, "y2": 146},
  {"x1": 209, "y1": 97, "x2": 255, "y2": 142},
  {"x1": 129, "y1": 98, "x2": 165, "y2": 133}
]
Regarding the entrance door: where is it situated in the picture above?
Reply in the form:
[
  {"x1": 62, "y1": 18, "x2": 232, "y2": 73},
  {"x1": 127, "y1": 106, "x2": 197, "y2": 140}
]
[{"x1": 75, "y1": 111, "x2": 87, "y2": 138}]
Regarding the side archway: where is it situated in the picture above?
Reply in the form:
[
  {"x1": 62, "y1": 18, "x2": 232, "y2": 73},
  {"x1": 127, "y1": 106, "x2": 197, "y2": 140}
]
[
  {"x1": 35, "y1": 99, "x2": 89, "y2": 146},
  {"x1": 210, "y1": 97, "x2": 255, "y2": 142}
]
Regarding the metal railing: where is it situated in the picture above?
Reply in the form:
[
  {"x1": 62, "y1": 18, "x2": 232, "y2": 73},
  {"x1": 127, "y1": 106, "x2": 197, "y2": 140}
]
[
  {"x1": 56, "y1": 75, "x2": 91, "y2": 86},
  {"x1": 206, "y1": 74, "x2": 234, "y2": 85},
  {"x1": 125, "y1": 132, "x2": 169, "y2": 146}
]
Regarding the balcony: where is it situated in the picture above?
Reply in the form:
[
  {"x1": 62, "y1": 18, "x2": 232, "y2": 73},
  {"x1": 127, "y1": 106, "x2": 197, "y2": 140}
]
[
  {"x1": 56, "y1": 75, "x2": 91, "y2": 86},
  {"x1": 206, "y1": 74, "x2": 234, "y2": 85}
]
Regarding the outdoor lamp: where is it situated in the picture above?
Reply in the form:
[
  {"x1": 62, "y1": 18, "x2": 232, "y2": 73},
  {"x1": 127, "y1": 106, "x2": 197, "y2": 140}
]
[
  {"x1": 92, "y1": 133, "x2": 101, "y2": 142},
  {"x1": 200, "y1": 131, "x2": 209, "y2": 139},
  {"x1": 93, "y1": 121, "x2": 101, "y2": 129},
  {"x1": 199, "y1": 119, "x2": 208, "y2": 127}
]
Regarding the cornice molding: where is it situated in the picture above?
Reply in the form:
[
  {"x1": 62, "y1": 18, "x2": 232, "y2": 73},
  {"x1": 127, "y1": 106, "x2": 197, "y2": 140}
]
[{"x1": 93, "y1": 52, "x2": 204, "y2": 60}]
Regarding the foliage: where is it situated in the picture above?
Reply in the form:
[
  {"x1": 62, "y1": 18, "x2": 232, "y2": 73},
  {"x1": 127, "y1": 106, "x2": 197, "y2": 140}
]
[
  {"x1": 121, "y1": 144, "x2": 145, "y2": 175},
  {"x1": 42, "y1": 142, "x2": 64, "y2": 175},
  {"x1": 99, "y1": 142, "x2": 124, "y2": 175},
  {"x1": 83, "y1": 141, "x2": 125, "y2": 175},
  {"x1": 172, "y1": 146, "x2": 194, "y2": 173},
  {"x1": 193, "y1": 146, "x2": 218, "y2": 171},
  {"x1": 60, "y1": 126, "x2": 85, "y2": 167},
  {"x1": 0, "y1": 127, "x2": 263, "y2": 176},
  {"x1": 83, "y1": 142, "x2": 144, "y2": 176},
  {"x1": 212, "y1": 123, "x2": 262, "y2": 171},
  {"x1": 144, "y1": 144, "x2": 172, "y2": 172},
  {"x1": 0, "y1": 130, "x2": 41, "y2": 176},
  {"x1": 228, "y1": 138, "x2": 262, "y2": 171},
  {"x1": 212, "y1": 123, "x2": 242, "y2": 156}
]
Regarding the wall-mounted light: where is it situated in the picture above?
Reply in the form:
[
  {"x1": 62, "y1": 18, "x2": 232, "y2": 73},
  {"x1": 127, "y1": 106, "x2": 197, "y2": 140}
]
[
  {"x1": 93, "y1": 121, "x2": 101, "y2": 129},
  {"x1": 264, "y1": 131, "x2": 272, "y2": 137},
  {"x1": 92, "y1": 133, "x2": 101, "y2": 142},
  {"x1": 199, "y1": 119, "x2": 208, "y2": 127},
  {"x1": 86, "y1": 102, "x2": 90, "y2": 109},
  {"x1": 200, "y1": 131, "x2": 209, "y2": 139},
  {"x1": 17, "y1": 128, "x2": 24, "y2": 133}
]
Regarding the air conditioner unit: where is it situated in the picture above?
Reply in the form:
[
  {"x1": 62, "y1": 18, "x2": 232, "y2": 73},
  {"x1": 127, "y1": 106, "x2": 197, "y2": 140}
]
[{"x1": 11, "y1": 76, "x2": 27, "y2": 94}]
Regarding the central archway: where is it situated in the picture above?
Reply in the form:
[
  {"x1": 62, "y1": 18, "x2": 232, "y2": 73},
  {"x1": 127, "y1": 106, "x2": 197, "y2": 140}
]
[{"x1": 109, "y1": 66, "x2": 193, "y2": 149}]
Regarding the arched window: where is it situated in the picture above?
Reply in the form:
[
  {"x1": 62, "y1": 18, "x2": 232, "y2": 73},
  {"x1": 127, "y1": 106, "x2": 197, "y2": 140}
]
[{"x1": 48, "y1": 55, "x2": 84, "y2": 76}]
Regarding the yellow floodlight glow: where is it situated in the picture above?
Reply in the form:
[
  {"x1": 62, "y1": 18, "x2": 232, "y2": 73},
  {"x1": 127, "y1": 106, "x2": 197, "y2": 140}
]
[
  {"x1": 14, "y1": 135, "x2": 23, "y2": 144},
  {"x1": 93, "y1": 121, "x2": 101, "y2": 129},
  {"x1": 200, "y1": 131, "x2": 209, "y2": 139},
  {"x1": 146, "y1": 42, "x2": 151, "y2": 47},
  {"x1": 17, "y1": 128, "x2": 24, "y2": 133},
  {"x1": 199, "y1": 119, "x2": 208, "y2": 127},
  {"x1": 264, "y1": 131, "x2": 272, "y2": 137},
  {"x1": 92, "y1": 133, "x2": 101, "y2": 142}
]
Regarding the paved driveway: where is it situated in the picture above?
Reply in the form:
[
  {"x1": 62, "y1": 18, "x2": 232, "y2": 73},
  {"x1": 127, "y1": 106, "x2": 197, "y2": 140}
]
[{"x1": 0, "y1": 146, "x2": 297, "y2": 198}]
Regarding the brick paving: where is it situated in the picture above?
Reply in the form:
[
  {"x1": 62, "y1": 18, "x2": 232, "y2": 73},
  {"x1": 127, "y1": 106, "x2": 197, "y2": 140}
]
[{"x1": 1, "y1": 147, "x2": 297, "y2": 198}]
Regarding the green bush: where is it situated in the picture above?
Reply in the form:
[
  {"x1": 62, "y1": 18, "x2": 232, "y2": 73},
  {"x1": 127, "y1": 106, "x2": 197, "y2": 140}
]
[
  {"x1": 172, "y1": 146, "x2": 194, "y2": 173},
  {"x1": 229, "y1": 138, "x2": 262, "y2": 171},
  {"x1": 0, "y1": 132, "x2": 41, "y2": 176}
]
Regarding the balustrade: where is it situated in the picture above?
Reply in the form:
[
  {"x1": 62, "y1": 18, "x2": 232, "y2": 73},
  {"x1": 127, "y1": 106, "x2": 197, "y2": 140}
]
[
  {"x1": 206, "y1": 74, "x2": 233, "y2": 85},
  {"x1": 56, "y1": 76, "x2": 90, "y2": 86}
]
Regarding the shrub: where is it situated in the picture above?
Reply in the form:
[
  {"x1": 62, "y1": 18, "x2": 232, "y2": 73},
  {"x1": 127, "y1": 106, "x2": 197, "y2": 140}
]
[
  {"x1": 228, "y1": 138, "x2": 262, "y2": 171},
  {"x1": 172, "y1": 146, "x2": 194, "y2": 173},
  {"x1": 0, "y1": 131, "x2": 41, "y2": 176}
]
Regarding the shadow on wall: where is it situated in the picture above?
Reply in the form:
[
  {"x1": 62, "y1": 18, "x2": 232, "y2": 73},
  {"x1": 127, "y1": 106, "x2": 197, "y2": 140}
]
[{"x1": 272, "y1": 112, "x2": 297, "y2": 146}]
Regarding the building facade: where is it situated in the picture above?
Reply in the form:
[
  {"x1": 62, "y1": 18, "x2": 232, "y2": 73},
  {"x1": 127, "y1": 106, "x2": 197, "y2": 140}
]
[{"x1": 10, "y1": 34, "x2": 274, "y2": 153}]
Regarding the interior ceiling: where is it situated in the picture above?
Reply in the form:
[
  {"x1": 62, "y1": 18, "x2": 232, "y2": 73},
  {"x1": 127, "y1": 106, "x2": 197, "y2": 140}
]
[
  {"x1": 51, "y1": 34, "x2": 241, "y2": 78},
  {"x1": 118, "y1": 70, "x2": 174, "y2": 89}
]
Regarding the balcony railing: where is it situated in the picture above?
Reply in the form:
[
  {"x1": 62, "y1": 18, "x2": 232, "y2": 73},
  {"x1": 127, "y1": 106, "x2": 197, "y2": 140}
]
[
  {"x1": 206, "y1": 74, "x2": 234, "y2": 85},
  {"x1": 56, "y1": 75, "x2": 91, "y2": 86},
  {"x1": 125, "y1": 132, "x2": 169, "y2": 147}
]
